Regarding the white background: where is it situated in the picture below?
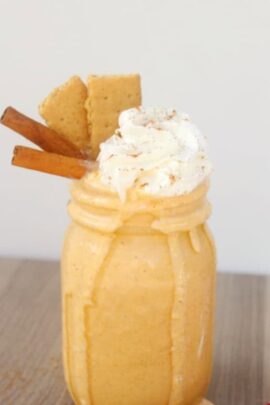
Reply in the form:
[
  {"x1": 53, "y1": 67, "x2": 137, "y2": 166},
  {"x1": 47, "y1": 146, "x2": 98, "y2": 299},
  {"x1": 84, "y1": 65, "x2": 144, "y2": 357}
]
[{"x1": 0, "y1": 0, "x2": 269, "y2": 273}]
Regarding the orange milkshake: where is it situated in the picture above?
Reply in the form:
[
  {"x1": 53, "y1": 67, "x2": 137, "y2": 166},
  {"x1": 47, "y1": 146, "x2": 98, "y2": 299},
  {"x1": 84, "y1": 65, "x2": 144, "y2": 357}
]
[{"x1": 61, "y1": 107, "x2": 216, "y2": 405}]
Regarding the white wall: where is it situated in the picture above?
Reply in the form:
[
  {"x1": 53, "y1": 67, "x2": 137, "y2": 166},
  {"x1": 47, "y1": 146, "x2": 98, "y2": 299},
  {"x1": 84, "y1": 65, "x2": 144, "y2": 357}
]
[{"x1": 0, "y1": 0, "x2": 269, "y2": 273}]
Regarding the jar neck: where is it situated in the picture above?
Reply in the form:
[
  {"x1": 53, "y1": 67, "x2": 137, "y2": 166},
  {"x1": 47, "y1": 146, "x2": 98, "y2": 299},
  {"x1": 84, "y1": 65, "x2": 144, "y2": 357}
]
[{"x1": 68, "y1": 172, "x2": 211, "y2": 234}]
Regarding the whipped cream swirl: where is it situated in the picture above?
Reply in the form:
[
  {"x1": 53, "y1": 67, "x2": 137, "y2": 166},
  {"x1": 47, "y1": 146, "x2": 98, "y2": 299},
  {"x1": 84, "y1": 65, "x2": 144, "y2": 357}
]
[{"x1": 96, "y1": 107, "x2": 212, "y2": 199}]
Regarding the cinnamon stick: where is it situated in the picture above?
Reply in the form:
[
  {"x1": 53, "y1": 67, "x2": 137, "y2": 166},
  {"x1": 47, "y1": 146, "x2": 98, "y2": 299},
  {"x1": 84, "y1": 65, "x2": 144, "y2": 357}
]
[
  {"x1": 12, "y1": 146, "x2": 97, "y2": 179},
  {"x1": 1, "y1": 107, "x2": 85, "y2": 159}
]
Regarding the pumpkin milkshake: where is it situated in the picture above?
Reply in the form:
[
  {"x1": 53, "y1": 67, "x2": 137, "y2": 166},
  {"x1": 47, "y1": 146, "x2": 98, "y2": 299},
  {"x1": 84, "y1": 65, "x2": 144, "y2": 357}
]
[
  {"x1": 2, "y1": 74, "x2": 215, "y2": 405},
  {"x1": 62, "y1": 107, "x2": 216, "y2": 405}
]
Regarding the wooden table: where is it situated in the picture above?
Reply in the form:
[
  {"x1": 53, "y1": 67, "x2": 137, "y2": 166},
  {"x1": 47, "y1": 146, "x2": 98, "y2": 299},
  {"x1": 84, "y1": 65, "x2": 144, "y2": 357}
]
[{"x1": 0, "y1": 257, "x2": 269, "y2": 405}]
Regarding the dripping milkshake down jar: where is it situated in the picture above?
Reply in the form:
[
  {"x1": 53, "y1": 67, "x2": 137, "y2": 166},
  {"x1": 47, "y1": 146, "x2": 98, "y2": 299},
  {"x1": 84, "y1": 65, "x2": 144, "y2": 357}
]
[{"x1": 61, "y1": 107, "x2": 216, "y2": 405}]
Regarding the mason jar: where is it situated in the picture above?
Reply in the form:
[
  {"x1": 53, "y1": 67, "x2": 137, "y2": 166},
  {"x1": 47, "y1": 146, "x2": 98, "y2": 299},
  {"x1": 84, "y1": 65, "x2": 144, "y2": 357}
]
[{"x1": 61, "y1": 172, "x2": 216, "y2": 405}]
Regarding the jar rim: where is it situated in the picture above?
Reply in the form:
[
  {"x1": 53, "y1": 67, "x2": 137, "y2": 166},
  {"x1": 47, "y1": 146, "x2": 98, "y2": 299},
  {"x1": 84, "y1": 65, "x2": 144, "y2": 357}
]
[{"x1": 68, "y1": 172, "x2": 211, "y2": 234}]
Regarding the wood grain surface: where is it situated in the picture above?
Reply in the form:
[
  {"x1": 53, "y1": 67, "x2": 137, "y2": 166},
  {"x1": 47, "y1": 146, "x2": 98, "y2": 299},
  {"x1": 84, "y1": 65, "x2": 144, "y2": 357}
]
[{"x1": 0, "y1": 257, "x2": 269, "y2": 405}]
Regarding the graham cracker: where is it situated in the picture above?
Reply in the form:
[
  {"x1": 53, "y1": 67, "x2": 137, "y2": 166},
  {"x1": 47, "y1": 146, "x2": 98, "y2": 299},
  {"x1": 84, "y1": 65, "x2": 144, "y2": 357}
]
[
  {"x1": 85, "y1": 74, "x2": 141, "y2": 158},
  {"x1": 39, "y1": 76, "x2": 89, "y2": 151}
]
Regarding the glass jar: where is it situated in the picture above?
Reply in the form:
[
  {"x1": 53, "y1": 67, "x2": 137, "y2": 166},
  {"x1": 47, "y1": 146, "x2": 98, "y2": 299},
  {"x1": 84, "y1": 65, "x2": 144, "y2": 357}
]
[{"x1": 61, "y1": 172, "x2": 216, "y2": 405}]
